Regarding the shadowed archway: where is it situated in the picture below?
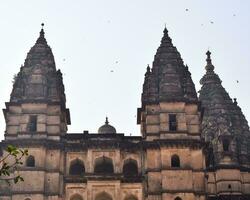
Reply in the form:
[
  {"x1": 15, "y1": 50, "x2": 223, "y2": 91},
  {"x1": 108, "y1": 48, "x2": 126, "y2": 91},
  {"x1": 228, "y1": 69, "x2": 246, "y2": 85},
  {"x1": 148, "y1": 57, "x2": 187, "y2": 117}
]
[
  {"x1": 94, "y1": 156, "x2": 114, "y2": 174},
  {"x1": 70, "y1": 194, "x2": 83, "y2": 200},
  {"x1": 69, "y1": 159, "x2": 85, "y2": 175},
  {"x1": 171, "y1": 154, "x2": 180, "y2": 167},
  {"x1": 124, "y1": 194, "x2": 138, "y2": 200},
  {"x1": 26, "y1": 155, "x2": 35, "y2": 167},
  {"x1": 123, "y1": 158, "x2": 138, "y2": 177},
  {"x1": 95, "y1": 191, "x2": 112, "y2": 200}
]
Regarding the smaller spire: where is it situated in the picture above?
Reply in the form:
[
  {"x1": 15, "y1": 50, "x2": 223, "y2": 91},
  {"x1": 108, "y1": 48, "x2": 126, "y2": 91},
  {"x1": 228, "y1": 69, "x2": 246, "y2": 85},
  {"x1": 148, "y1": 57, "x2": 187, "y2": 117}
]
[
  {"x1": 200, "y1": 51, "x2": 222, "y2": 85},
  {"x1": 233, "y1": 98, "x2": 238, "y2": 105},
  {"x1": 36, "y1": 23, "x2": 47, "y2": 44},
  {"x1": 205, "y1": 50, "x2": 214, "y2": 72},
  {"x1": 145, "y1": 64, "x2": 151, "y2": 76}
]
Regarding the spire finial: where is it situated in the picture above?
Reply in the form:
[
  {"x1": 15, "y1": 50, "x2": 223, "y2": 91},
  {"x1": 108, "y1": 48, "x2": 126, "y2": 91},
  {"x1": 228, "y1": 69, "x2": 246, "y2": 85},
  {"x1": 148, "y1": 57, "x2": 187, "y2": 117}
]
[
  {"x1": 40, "y1": 23, "x2": 45, "y2": 36},
  {"x1": 206, "y1": 50, "x2": 211, "y2": 64},
  {"x1": 105, "y1": 117, "x2": 109, "y2": 125},
  {"x1": 163, "y1": 25, "x2": 168, "y2": 35},
  {"x1": 36, "y1": 23, "x2": 47, "y2": 44},
  {"x1": 205, "y1": 50, "x2": 214, "y2": 72},
  {"x1": 161, "y1": 25, "x2": 172, "y2": 44}
]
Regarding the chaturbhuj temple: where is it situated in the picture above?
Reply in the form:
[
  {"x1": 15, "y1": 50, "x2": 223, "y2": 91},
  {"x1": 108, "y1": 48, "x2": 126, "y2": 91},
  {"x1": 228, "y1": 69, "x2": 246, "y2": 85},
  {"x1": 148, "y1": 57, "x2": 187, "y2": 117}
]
[{"x1": 0, "y1": 24, "x2": 250, "y2": 200}]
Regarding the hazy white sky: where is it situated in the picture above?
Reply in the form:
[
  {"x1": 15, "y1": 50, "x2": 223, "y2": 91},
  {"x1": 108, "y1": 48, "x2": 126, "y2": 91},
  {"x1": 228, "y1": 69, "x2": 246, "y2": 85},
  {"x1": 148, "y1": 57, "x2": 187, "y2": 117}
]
[{"x1": 0, "y1": 0, "x2": 250, "y2": 140}]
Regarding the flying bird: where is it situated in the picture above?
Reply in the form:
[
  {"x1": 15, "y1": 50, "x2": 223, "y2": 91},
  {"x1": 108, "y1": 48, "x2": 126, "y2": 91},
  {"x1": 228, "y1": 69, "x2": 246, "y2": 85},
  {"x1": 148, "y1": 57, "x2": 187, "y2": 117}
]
[{"x1": 185, "y1": 8, "x2": 189, "y2": 11}]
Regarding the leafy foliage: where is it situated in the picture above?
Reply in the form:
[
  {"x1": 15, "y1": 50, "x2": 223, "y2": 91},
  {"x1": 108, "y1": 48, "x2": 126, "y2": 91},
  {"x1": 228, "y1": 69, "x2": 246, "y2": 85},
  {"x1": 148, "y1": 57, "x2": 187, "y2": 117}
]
[{"x1": 0, "y1": 145, "x2": 28, "y2": 184}]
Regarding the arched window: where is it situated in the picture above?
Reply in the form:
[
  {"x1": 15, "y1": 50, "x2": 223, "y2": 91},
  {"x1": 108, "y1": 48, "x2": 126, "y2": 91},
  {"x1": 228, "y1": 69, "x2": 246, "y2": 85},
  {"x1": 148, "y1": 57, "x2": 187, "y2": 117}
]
[
  {"x1": 70, "y1": 194, "x2": 83, "y2": 200},
  {"x1": 175, "y1": 197, "x2": 182, "y2": 200},
  {"x1": 26, "y1": 155, "x2": 35, "y2": 167},
  {"x1": 94, "y1": 156, "x2": 114, "y2": 174},
  {"x1": 171, "y1": 154, "x2": 180, "y2": 167},
  {"x1": 24, "y1": 198, "x2": 31, "y2": 200},
  {"x1": 69, "y1": 159, "x2": 85, "y2": 175},
  {"x1": 95, "y1": 192, "x2": 112, "y2": 200},
  {"x1": 123, "y1": 159, "x2": 138, "y2": 177},
  {"x1": 223, "y1": 139, "x2": 230, "y2": 151}
]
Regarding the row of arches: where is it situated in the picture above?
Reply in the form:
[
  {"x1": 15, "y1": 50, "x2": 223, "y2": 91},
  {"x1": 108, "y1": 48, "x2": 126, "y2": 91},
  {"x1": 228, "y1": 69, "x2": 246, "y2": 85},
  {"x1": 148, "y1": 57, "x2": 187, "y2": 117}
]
[
  {"x1": 70, "y1": 193, "x2": 182, "y2": 200},
  {"x1": 69, "y1": 157, "x2": 138, "y2": 176},
  {"x1": 25, "y1": 154, "x2": 181, "y2": 169},
  {"x1": 25, "y1": 195, "x2": 182, "y2": 200},
  {"x1": 70, "y1": 192, "x2": 139, "y2": 200}
]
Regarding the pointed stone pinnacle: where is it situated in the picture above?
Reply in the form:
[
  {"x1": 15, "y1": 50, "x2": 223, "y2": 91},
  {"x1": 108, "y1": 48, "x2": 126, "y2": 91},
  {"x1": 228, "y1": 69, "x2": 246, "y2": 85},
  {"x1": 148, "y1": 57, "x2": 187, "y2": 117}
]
[{"x1": 205, "y1": 50, "x2": 214, "y2": 72}]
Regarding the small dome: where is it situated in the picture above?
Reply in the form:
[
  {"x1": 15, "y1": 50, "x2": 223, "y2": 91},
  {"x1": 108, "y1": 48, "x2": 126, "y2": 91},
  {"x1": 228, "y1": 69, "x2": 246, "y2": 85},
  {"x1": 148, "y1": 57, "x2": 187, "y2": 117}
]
[{"x1": 98, "y1": 117, "x2": 116, "y2": 134}]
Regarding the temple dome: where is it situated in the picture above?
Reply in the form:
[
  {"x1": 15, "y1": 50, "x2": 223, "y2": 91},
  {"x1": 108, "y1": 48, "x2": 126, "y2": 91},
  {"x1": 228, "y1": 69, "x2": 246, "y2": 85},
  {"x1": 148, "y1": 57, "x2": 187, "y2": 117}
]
[{"x1": 98, "y1": 117, "x2": 116, "y2": 134}]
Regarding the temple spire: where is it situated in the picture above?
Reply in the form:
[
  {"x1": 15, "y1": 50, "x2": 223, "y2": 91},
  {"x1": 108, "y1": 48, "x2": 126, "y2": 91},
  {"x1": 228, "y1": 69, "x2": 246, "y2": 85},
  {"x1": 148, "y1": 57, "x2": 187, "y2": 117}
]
[
  {"x1": 10, "y1": 24, "x2": 63, "y2": 102},
  {"x1": 199, "y1": 50, "x2": 250, "y2": 166},
  {"x1": 141, "y1": 27, "x2": 197, "y2": 104}
]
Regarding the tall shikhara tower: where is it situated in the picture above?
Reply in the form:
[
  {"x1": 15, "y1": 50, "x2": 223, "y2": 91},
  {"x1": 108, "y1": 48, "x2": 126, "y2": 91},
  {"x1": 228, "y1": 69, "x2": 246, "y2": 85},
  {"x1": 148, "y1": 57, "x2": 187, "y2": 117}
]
[
  {"x1": 0, "y1": 25, "x2": 250, "y2": 200},
  {"x1": 4, "y1": 25, "x2": 70, "y2": 139},
  {"x1": 138, "y1": 28, "x2": 206, "y2": 200},
  {"x1": 1, "y1": 25, "x2": 70, "y2": 200},
  {"x1": 199, "y1": 51, "x2": 250, "y2": 198}
]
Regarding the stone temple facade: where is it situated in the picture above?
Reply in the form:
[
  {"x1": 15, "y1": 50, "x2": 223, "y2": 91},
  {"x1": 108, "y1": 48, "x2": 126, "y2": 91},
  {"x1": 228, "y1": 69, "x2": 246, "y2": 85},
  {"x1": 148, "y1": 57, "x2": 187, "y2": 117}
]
[{"x1": 0, "y1": 26, "x2": 250, "y2": 200}]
